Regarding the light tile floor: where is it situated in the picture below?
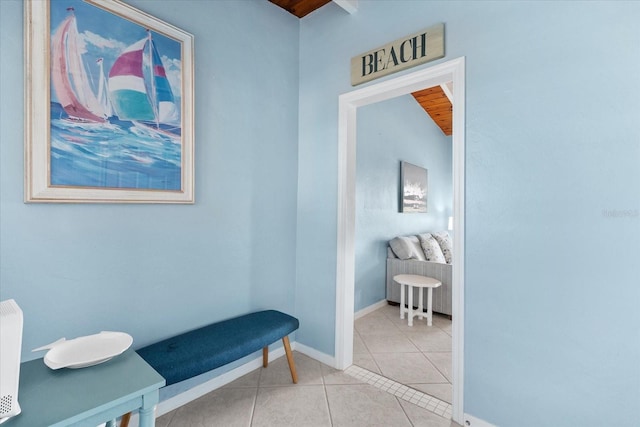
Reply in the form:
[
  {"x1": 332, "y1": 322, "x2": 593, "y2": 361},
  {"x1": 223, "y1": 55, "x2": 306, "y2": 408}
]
[
  {"x1": 353, "y1": 303, "x2": 453, "y2": 405},
  {"x1": 156, "y1": 347, "x2": 459, "y2": 427}
]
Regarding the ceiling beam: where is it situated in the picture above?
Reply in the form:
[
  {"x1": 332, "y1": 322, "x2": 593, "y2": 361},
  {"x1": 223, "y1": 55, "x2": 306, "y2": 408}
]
[
  {"x1": 440, "y1": 82, "x2": 453, "y2": 104},
  {"x1": 333, "y1": 0, "x2": 358, "y2": 14}
]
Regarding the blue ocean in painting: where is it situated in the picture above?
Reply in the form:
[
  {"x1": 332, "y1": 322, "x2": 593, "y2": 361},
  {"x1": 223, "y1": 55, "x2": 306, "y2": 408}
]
[{"x1": 50, "y1": 102, "x2": 181, "y2": 190}]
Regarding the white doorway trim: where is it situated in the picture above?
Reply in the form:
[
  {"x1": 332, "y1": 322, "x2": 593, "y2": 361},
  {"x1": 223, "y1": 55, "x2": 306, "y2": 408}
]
[{"x1": 335, "y1": 57, "x2": 465, "y2": 423}]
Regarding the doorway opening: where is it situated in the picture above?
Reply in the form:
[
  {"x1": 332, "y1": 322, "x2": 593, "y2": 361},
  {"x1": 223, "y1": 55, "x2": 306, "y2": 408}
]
[{"x1": 335, "y1": 57, "x2": 465, "y2": 424}]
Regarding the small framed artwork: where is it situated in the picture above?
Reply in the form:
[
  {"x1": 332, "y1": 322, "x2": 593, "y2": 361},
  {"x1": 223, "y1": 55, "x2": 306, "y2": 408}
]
[
  {"x1": 400, "y1": 161, "x2": 428, "y2": 213},
  {"x1": 25, "y1": 0, "x2": 194, "y2": 203}
]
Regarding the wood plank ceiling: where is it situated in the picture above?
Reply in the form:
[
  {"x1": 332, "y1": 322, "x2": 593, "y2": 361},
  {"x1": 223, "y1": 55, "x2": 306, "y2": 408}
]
[
  {"x1": 268, "y1": 0, "x2": 452, "y2": 136},
  {"x1": 269, "y1": 0, "x2": 331, "y2": 18},
  {"x1": 411, "y1": 85, "x2": 453, "y2": 136}
]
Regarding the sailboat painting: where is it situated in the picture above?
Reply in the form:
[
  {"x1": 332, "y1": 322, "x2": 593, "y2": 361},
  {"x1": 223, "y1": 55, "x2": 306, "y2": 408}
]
[{"x1": 25, "y1": 0, "x2": 194, "y2": 203}]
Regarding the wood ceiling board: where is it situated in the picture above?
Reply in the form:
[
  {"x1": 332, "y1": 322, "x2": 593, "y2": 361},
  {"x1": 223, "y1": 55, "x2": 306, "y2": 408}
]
[
  {"x1": 413, "y1": 98, "x2": 451, "y2": 108},
  {"x1": 413, "y1": 99, "x2": 451, "y2": 108},
  {"x1": 413, "y1": 93, "x2": 451, "y2": 103},
  {"x1": 411, "y1": 86, "x2": 452, "y2": 136},
  {"x1": 269, "y1": 0, "x2": 332, "y2": 18}
]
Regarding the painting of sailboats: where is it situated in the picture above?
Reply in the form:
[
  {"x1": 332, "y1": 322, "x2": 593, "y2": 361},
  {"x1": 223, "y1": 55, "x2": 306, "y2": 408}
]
[{"x1": 25, "y1": 0, "x2": 194, "y2": 203}]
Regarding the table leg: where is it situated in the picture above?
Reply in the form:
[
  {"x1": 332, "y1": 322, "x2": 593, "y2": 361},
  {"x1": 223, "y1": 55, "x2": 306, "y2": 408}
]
[
  {"x1": 400, "y1": 282, "x2": 405, "y2": 320},
  {"x1": 418, "y1": 287, "x2": 424, "y2": 320},
  {"x1": 427, "y1": 287, "x2": 433, "y2": 326},
  {"x1": 139, "y1": 404, "x2": 156, "y2": 427},
  {"x1": 408, "y1": 285, "x2": 414, "y2": 327}
]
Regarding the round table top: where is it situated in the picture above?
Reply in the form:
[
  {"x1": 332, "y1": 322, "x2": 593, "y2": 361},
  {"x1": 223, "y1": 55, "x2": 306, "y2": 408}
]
[{"x1": 393, "y1": 274, "x2": 442, "y2": 288}]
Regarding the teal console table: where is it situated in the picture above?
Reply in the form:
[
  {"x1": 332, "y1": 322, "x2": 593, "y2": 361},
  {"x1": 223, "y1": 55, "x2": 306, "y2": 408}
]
[{"x1": 4, "y1": 349, "x2": 165, "y2": 427}]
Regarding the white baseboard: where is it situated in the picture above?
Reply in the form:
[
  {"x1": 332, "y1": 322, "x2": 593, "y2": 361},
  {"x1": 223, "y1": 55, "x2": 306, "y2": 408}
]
[
  {"x1": 293, "y1": 341, "x2": 336, "y2": 367},
  {"x1": 464, "y1": 413, "x2": 497, "y2": 427},
  {"x1": 354, "y1": 299, "x2": 387, "y2": 320}
]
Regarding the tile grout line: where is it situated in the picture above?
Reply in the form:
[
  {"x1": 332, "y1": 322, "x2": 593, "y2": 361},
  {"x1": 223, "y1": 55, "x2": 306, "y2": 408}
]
[
  {"x1": 248, "y1": 366, "x2": 263, "y2": 426},
  {"x1": 322, "y1": 380, "x2": 335, "y2": 426},
  {"x1": 395, "y1": 394, "x2": 417, "y2": 427},
  {"x1": 380, "y1": 307, "x2": 453, "y2": 390},
  {"x1": 319, "y1": 360, "x2": 336, "y2": 427},
  {"x1": 343, "y1": 364, "x2": 452, "y2": 420},
  {"x1": 163, "y1": 404, "x2": 177, "y2": 427},
  {"x1": 354, "y1": 327, "x2": 386, "y2": 375},
  {"x1": 421, "y1": 352, "x2": 452, "y2": 384},
  {"x1": 357, "y1": 309, "x2": 452, "y2": 388}
]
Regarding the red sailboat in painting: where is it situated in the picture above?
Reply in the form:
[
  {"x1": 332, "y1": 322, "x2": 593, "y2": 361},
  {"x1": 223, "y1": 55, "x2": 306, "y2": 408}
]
[{"x1": 51, "y1": 8, "x2": 107, "y2": 123}]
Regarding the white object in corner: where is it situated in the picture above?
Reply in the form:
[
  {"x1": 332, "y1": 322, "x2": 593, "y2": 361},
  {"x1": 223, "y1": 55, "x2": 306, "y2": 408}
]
[
  {"x1": 464, "y1": 413, "x2": 498, "y2": 427},
  {"x1": 33, "y1": 331, "x2": 133, "y2": 370},
  {"x1": 0, "y1": 299, "x2": 24, "y2": 423}
]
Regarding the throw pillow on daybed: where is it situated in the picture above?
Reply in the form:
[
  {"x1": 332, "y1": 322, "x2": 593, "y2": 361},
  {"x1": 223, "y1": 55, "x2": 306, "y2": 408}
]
[
  {"x1": 389, "y1": 236, "x2": 427, "y2": 261},
  {"x1": 432, "y1": 231, "x2": 453, "y2": 264},
  {"x1": 417, "y1": 233, "x2": 446, "y2": 263}
]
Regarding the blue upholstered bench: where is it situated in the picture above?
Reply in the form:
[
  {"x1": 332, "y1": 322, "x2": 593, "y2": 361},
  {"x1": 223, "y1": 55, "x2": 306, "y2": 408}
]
[{"x1": 120, "y1": 310, "x2": 299, "y2": 427}]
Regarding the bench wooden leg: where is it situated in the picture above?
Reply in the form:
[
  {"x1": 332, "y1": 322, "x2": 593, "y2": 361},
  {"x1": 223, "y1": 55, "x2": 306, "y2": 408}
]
[
  {"x1": 263, "y1": 346, "x2": 269, "y2": 368},
  {"x1": 120, "y1": 412, "x2": 131, "y2": 427},
  {"x1": 282, "y1": 336, "x2": 298, "y2": 384}
]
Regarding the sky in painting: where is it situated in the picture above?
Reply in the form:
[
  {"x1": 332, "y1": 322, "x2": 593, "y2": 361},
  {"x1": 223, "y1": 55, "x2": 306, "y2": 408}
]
[{"x1": 50, "y1": 0, "x2": 182, "y2": 103}]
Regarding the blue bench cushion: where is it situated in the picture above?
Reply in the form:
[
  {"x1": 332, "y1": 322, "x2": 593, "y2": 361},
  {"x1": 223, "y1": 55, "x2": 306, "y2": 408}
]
[{"x1": 137, "y1": 310, "x2": 299, "y2": 386}]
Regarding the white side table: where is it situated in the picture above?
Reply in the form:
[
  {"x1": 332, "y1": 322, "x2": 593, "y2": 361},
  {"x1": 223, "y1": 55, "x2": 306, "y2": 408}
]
[{"x1": 393, "y1": 274, "x2": 442, "y2": 326}]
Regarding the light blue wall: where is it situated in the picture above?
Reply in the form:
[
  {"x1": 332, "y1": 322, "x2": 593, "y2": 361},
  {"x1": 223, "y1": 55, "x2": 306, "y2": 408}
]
[
  {"x1": 297, "y1": 1, "x2": 640, "y2": 425},
  {"x1": 0, "y1": 0, "x2": 300, "y2": 391},
  {"x1": 2, "y1": 0, "x2": 639, "y2": 423},
  {"x1": 355, "y1": 96, "x2": 452, "y2": 311}
]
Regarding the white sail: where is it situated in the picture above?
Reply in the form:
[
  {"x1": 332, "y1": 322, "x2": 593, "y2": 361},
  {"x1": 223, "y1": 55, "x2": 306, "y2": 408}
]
[
  {"x1": 51, "y1": 12, "x2": 105, "y2": 122},
  {"x1": 96, "y1": 58, "x2": 113, "y2": 118},
  {"x1": 64, "y1": 15, "x2": 106, "y2": 119}
]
